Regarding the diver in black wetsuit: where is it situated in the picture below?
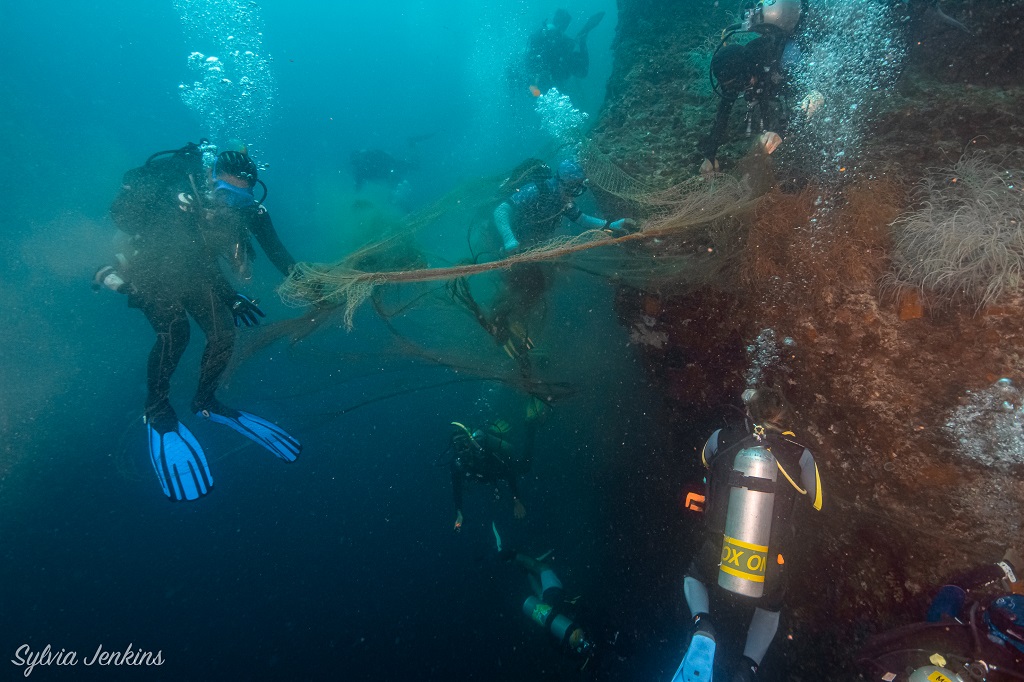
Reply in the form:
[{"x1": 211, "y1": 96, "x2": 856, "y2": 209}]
[
  {"x1": 492, "y1": 524, "x2": 598, "y2": 666},
  {"x1": 350, "y1": 148, "x2": 418, "y2": 192},
  {"x1": 670, "y1": 386, "x2": 823, "y2": 682},
  {"x1": 96, "y1": 143, "x2": 302, "y2": 501},
  {"x1": 857, "y1": 550, "x2": 1024, "y2": 681},
  {"x1": 524, "y1": 9, "x2": 604, "y2": 93},
  {"x1": 449, "y1": 421, "x2": 531, "y2": 531},
  {"x1": 697, "y1": 0, "x2": 825, "y2": 176},
  {"x1": 484, "y1": 159, "x2": 635, "y2": 364}
]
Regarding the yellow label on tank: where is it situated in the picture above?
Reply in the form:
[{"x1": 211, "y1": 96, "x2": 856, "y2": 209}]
[
  {"x1": 721, "y1": 534, "x2": 768, "y2": 582},
  {"x1": 927, "y1": 673, "x2": 952, "y2": 682}
]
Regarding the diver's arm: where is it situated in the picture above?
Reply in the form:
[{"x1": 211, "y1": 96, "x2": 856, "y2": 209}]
[
  {"x1": 451, "y1": 463, "x2": 464, "y2": 513},
  {"x1": 493, "y1": 202, "x2": 520, "y2": 252},
  {"x1": 798, "y1": 448, "x2": 823, "y2": 510},
  {"x1": 701, "y1": 429, "x2": 723, "y2": 469},
  {"x1": 571, "y1": 207, "x2": 637, "y2": 235},
  {"x1": 507, "y1": 471, "x2": 521, "y2": 500},
  {"x1": 249, "y1": 206, "x2": 297, "y2": 277},
  {"x1": 451, "y1": 467, "x2": 465, "y2": 531},
  {"x1": 698, "y1": 95, "x2": 737, "y2": 165},
  {"x1": 572, "y1": 35, "x2": 590, "y2": 79},
  {"x1": 576, "y1": 212, "x2": 608, "y2": 230}
]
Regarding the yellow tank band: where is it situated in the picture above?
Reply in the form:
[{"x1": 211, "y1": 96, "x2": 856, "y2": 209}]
[
  {"x1": 722, "y1": 534, "x2": 768, "y2": 552},
  {"x1": 720, "y1": 563, "x2": 766, "y2": 583}
]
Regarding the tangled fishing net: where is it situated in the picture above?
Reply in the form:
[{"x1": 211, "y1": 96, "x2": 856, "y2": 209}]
[{"x1": 278, "y1": 146, "x2": 757, "y2": 330}]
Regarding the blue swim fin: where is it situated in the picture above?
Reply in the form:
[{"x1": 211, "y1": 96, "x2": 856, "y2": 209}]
[
  {"x1": 671, "y1": 628, "x2": 716, "y2": 682},
  {"x1": 197, "y1": 405, "x2": 301, "y2": 462},
  {"x1": 147, "y1": 421, "x2": 213, "y2": 501}
]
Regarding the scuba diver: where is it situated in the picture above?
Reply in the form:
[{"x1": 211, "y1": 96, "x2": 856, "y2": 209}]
[
  {"x1": 698, "y1": 0, "x2": 823, "y2": 175},
  {"x1": 350, "y1": 148, "x2": 419, "y2": 192},
  {"x1": 523, "y1": 9, "x2": 604, "y2": 94},
  {"x1": 482, "y1": 158, "x2": 635, "y2": 363},
  {"x1": 857, "y1": 549, "x2": 1024, "y2": 681},
  {"x1": 670, "y1": 386, "x2": 823, "y2": 682},
  {"x1": 95, "y1": 141, "x2": 302, "y2": 501},
  {"x1": 449, "y1": 421, "x2": 531, "y2": 531},
  {"x1": 493, "y1": 523, "x2": 598, "y2": 667}
]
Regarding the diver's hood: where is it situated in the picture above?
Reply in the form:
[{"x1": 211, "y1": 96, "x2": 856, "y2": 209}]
[{"x1": 744, "y1": 0, "x2": 802, "y2": 35}]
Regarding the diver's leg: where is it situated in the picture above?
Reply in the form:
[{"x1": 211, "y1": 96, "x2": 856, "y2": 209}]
[
  {"x1": 575, "y1": 36, "x2": 590, "y2": 79},
  {"x1": 741, "y1": 607, "x2": 780, "y2": 666},
  {"x1": 187, "y1": 287, "x2": 237, "y2": 413},
  {"x1": 138, "y1": 295, "x2": 190, "y2": 431},
  {"x1": 675, "y1": 574, "x2": 716, "y2": 682},
  {"x1": 683, "y1": 575, "x2": 711, "y2": 617}
]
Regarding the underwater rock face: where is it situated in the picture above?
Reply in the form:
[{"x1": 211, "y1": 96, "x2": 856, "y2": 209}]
[{"x1": 601, "y1": 0, "x2": 1024, "y2": 678}]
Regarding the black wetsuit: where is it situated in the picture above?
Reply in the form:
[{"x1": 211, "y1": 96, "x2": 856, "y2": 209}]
[
  {"x1": 350, "y1": 149, "x2": 417, "y2": 191},
  {"x1": 450, "y1": 432, "x2": 522, "y2": 514},
  {"x1": 691, "y1": 423, "x2": 822, "y2": 609},
  {"x1": 110, "y1": 177, "x2": 295, "y2": 432},
  {"x1": 525, "y1": 26, "x2": 588, "y2": 92},
  {"x1": 698, "y1": 34, "x2": 792, "y2": 165}
]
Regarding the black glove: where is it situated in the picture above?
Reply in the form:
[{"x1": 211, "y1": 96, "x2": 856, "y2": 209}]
[{"x1": 230, "y1": 293, "x2": 266, "y2": 327}]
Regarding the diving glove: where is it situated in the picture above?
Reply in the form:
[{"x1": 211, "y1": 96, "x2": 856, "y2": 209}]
[
  {"x1": 603, "y1": 218, "x2": 638, "y2": 236},
  {"x1": 230, "y1": 293, "x2": 266, "y2": 327},
  {"x1": 92, "y1": 265, "x2": 136, "y2": 295},
  {"x1": 800, "y1": 90, "x2": 824, "y2": 119}
]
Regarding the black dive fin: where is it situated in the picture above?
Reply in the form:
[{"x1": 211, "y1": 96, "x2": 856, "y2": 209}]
[
  {"x1": 930, "y1": 5, "x2": 970, "y2": 34},
  {"x1": 577, "y1": 11, "x2": 605, "y2": 39}
]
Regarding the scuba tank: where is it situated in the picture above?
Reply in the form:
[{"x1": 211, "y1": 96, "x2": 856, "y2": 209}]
[
  {"x1": 719, "y1": 444, "x2": 778, "y2": 598},
  {"x1": 523, "y1": 596, "x2": 579, "y2": 651},
  {"x1": 907, "y1": 664, "x2": 962, "y2": 682}
]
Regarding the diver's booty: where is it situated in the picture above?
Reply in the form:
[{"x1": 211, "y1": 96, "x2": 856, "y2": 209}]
[
  {"x1": 197, "y1": 404, "x2": 301, "y2": 462},
  {"x1": 671, "y1": 620, "x2": 716, "y2": 682},
  {"x1": 147, "y1": 421, "x2": 213, "y2": 501}
]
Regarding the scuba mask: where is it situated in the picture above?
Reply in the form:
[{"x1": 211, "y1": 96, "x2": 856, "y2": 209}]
[{"x1": 214, "y1": 180, "x2": 256, "y2": 208}]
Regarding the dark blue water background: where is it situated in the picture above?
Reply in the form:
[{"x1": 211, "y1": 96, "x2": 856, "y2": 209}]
[{"x1": 0, "y1": 0, "x2": 720, "y2": 679}]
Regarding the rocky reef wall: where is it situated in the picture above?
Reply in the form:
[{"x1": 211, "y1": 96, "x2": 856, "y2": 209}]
[{"x1": 595, "y1": 0, "x2": 1024, "y2": 677}]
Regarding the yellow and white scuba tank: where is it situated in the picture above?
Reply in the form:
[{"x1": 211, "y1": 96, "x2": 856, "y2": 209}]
[{"x1": 718, "y1": 443, "x2": 778, "y2": 598}]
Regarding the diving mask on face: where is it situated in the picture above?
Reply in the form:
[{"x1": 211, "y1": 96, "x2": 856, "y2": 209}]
[{"x1": 214, "y1": 180, "x2": 255, "y2": 208}]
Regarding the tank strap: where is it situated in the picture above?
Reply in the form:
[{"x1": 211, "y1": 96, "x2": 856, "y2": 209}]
[
  {"x1": 727, "y1": 469, "x2": 775, "y2": 493},
  {"x1": 775, "y1": 460, "x2": 807, "y2": 496}
]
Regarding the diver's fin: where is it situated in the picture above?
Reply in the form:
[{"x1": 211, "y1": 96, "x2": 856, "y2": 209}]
[
  {"x1": 492, "y1": 522, "x2": 502, "y2": 552},
  {"x1": 147, "y1": 422, "x2": 213, "y2": 502},
  {"x1": 930, "y1": 5, "x2": 970, "y2": 34},
  {"x1": 197, "y1": 407, "x2": 301, "y2": 462},
  {"x1": 577, "y1": 11, "x2": 605, "y2": 39},
  {"x1": 535, "y1": 549, "x2": 554, "y2": 562},
  {"x1": 671, "y1": 627, "x2": 717, "y2": 682}
]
